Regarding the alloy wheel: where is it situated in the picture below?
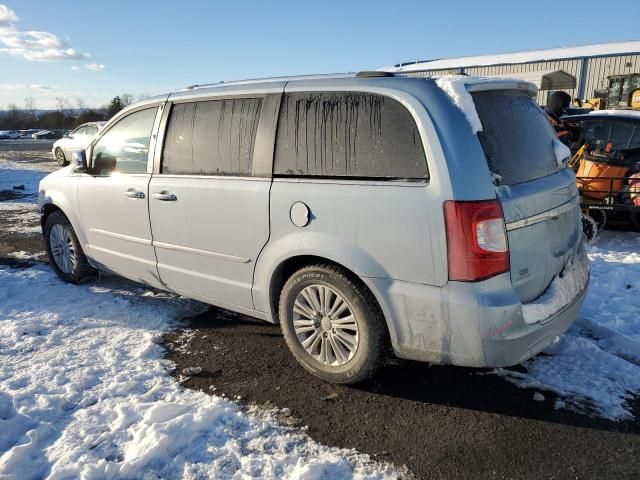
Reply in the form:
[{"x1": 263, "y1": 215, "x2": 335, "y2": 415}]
[
  {"x1": 292, "y1": 284, "x2": 359, "y2": 366},
  {"x1": 49, "y1": 224, "x2": 77, "y2": 274}
]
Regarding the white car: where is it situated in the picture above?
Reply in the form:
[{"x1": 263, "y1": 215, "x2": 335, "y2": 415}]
[
  {"x1": 0, "y1": 130, "x2": 20, "y2": 139},
  {"x1": 52, "y1": 122, "x2": 105, "y2": 166}
]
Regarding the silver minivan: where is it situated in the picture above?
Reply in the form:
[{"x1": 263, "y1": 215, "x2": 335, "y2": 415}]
[{"x1": 38, "y1": 73, "x2": 589, "y2": 383}]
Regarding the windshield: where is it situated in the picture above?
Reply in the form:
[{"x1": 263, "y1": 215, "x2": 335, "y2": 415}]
[{"x1": 580, "y1": 120, "x2": 640, "y2": 152}]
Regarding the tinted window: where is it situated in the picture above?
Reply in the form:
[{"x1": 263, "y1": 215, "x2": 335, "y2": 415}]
[
  {"x1": 274, "y1": 92, "x2": 427, "y2": 179},
  {"x1": 162, "y1": 98, "x2": 262, "y2": 176},
  {"x1": 92, "y1": 107, "x2": 157, "y2": 175},
  {"x1": 472, "y1": 90, "x2": 559, "y2": 185}
]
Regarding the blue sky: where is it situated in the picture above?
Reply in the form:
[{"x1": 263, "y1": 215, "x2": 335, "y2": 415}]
[{"x1": 1, "y1": 0, "x2": 639, "y2": 109}]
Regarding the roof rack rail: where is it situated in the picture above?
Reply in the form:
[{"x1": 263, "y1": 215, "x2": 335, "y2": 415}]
[
  {"x1": 183, "y1": 73, "x2": 357, "y2": 91},
  {"x1": 355, "y1": 71, "x2": 395, "y2": 78}
]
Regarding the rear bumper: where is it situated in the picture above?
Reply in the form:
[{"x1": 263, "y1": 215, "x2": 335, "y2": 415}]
[
  {"x1": 366, "y1": 241, "x2": 590, "y2": 368},
  {"x1": 481, "y1": 277, "x2": 588, "y2": 367}
]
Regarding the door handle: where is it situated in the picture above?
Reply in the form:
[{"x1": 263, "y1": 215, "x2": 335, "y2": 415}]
[
  {"x1": 124, "y1": 189, "x2": 145, "y2": 199},
  {"x1": 152, "y1": 192, "x2": 177, "y2": 201}
]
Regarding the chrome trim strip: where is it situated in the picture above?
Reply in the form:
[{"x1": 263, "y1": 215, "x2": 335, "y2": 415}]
[
  {"x1": 152, "y1": 241, "x2": 251, "y2": 264},
  {"x1": 89, "y1": 228, "x2": 152, "y2": 245},
  {"x1": 505, "y1": 198, "x2": 578, "y2": 232}
]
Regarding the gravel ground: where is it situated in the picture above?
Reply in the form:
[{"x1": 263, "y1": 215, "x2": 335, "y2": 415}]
[{"x1": 2, "y1": 141, "x2": 639, "y2": 480}]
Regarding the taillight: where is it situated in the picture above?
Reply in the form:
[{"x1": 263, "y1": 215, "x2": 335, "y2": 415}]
[{"x1": 443, "y1": 199, "x2": 509, "y2": 282}]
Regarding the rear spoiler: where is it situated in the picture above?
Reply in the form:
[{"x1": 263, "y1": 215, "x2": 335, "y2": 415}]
[{"x1": 465, "y1": 79, "x2": 538, "y2": 97}]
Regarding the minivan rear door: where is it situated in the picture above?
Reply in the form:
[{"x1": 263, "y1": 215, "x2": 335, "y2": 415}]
[{"x1": 469, "y1": 86, "x2": 582, "y2": 307}]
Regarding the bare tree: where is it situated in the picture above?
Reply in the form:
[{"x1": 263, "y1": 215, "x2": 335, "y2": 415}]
[
  {"x1": 120, "y1": 94, "x2": 134, "y2": 107},
  {"x1": 136, "y1": 92, "x2": 150, "y2": 102},
  {"x1": 6, "y1": 103, "x2": 26, "y2": 129},
  {"x1": 54, "y1": 97, "x2": 71, "y2": 128},
  {"x1": 24, "y1": 97, "x2": 37, "y2": 126},
  {"x1": 76, "y1": 97, "x2": 87, "y2": 113},
  {"x1": 55, "y1": 96, "x2": 70, "y2": 114}
]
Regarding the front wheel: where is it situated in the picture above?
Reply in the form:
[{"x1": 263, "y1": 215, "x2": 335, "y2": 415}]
[
  {"x1": 44, "y1": 211, "x2": 92, "y2": 283},
  {"x1": 279, "y1": 264, "x2": 386, "y2": 384},
  {"x1": 54, "y1": 148, "x2": 68, "y2": 166}
]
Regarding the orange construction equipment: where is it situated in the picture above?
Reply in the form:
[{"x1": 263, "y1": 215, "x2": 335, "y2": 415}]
[{"x1": 576, "y1": 158, "x2": 629, "y2": 200}]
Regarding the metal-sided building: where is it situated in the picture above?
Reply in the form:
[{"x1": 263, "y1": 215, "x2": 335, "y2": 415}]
[{"x1": 385, "y1": 41, "x2": 640, "y2": 105}]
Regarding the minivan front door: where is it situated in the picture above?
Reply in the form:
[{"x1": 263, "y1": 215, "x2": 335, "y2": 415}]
[
  {"x1": 148, "y1": 95, "x2": 279, "y2": 309},
  {"x1": 78, "y1": 106, "x2": 162, "y2": 285}
]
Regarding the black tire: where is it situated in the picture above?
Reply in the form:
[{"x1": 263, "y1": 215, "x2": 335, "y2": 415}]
[
  {"x1": 590, "y1": 209, "x2": 607, "y2": 230},
  {"x1": 581, "y1": 214, "x2": 598, "y2": 243},
  {"x1": 54, "y1": 148, "x2": 68, "y2": 166},
  {"x1": 278, "y1": 264, "x2": 386, "y2": 384},
  {"x1": 44, "y1": 211, "x2": 92, "y2": 283}
]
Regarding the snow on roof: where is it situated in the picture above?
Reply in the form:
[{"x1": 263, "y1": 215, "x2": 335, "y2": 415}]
[
  {"x1": 434, "y1": 75, "x2": 538, "y2": 133},
  {"x1": 385, "y1": 41, "x2": 640, "y2": 73},
  {"x1": 588, "y1": 109, "x2": 640, "y2": 118}
]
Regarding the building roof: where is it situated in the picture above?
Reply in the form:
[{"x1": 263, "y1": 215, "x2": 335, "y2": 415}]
[{"x1": 385, "y1": 41, "x2": 640, "y2": 73}]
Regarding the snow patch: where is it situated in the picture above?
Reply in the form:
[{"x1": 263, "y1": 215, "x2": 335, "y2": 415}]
[
  {"x1": 499, "y1": 231, "x2": 640, "y2": 420},
  {"x1": 0, "y1": 266, "x2": 396, "y2": 478},
  {"x1": 522, "y1": 242, "x2": 590, "y2": 325},
  {"x1": 435, "y1": 75, "x2": 484, "y2": 134},
  {"x1": 588, "y1": 109, "x2": 640, "y2": 119}
]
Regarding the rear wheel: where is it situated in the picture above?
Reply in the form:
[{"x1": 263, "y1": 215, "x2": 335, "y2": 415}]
[
  {"x1": 279, "y1": 264, "x2": 385, "y2": 384},
  {"x1": 54, "y1": 148, "x2": 68, "y2": 166},
  {"x1": 44, "y1": 211, "x2": 92, "y2": 283}
]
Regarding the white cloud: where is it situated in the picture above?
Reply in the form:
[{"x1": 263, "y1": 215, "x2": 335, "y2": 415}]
[
  {"x1": 84, "y1": 63, "x2": 105, "y2": 71},
  {"x1": 70, "y1": 65, "x2": 79, "y2": 71},
  {"x1": 0, "y1": 83, "x2": 54, "y2": 91},
  {"x1": 0, "y1": 4, "x2": 93, "y2": 62},
  {"x1": 0, "y1": 4, "x2": 17, "y2": 25}
]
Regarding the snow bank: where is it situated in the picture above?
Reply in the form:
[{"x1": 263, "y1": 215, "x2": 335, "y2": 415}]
[
  {"x1": 522, "y1": 243, "x2": 590, "y2": 325},
  {"x1": 500, "y1": 231, "x2": 640, "y2": 420},
  {"x1": 0, "y1": 266, "x2": 395, "y2": 479},
  {"x1": 435, "y1": 76, "x2": 484, "y2": 134}
]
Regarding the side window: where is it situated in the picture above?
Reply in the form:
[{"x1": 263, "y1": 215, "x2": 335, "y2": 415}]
[
  {"x1": 85, "y1": 125, "x2": 98, "y2": 136},
  {"x1": 72, "y1": 127, "x2": 86, "y2": 136},
  {"x1": 162, "y1": 98, "x2": 262, "y2": 176},
  {"x1": 273, "y1": 92, "x2": 428, "y2": 179},
  {"x1": 91, "y1": 107, "x2": 157, "y2": 175}
]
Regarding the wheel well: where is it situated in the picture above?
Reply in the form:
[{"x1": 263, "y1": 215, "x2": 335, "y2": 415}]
[
  {"x1": 40, "y1": 203, "x2": 63, "y2": 230},
  {"x1": 268, "y1": 255, "x2": 384, "y2": 325}
]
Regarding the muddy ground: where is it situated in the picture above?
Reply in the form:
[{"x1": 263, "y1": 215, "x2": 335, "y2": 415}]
[{"x1": 2, "y1": 141, "x2": 639, "y2": 480}]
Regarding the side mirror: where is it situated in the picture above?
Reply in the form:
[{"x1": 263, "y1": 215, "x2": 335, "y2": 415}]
[
  {"x1": 64, "y1": 133, "x2": 72, "y2": 139},
  {"x1": 72, "y1": 150, "x2": 88, "y2": 172}
]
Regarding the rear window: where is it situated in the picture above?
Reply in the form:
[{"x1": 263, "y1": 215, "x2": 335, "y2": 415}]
[
  {"x1": 274, "y1": 92, "x2": 428, "y2": 180},
  {"x1": 472, "y1": 90, "x2": 559, "y2": 185}
]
